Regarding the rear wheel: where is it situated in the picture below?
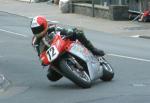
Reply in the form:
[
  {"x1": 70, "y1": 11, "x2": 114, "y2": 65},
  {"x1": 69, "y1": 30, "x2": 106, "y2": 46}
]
[
  {"x1": 59, "y1": 58, "x2": 91, "y2": 88},
  {"x1": 47, "y1": 69, "x2": 63, "y2": 82}
]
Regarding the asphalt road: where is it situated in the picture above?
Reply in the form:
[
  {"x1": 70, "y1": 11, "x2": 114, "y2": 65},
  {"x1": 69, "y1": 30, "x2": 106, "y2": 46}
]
[{"x1": 0, "y1": 12, "x2": 150, "y2": 103}]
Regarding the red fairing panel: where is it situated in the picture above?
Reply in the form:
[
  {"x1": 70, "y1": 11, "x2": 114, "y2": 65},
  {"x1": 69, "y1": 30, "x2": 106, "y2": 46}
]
[{"x1": 40, "y1": 51, "x2": 50, "y2": 65}]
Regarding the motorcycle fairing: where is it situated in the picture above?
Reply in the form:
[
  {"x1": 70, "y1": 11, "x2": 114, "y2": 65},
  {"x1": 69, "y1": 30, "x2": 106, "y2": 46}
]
[{"x1": 67, "y1": 41, "x2": 103, "y2": 81}]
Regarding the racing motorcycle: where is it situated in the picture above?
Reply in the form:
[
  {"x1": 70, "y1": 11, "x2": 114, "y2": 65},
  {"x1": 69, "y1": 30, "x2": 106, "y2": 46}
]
[{"x1": 40, "y1": 32, "x2": 114, "y2": 88}]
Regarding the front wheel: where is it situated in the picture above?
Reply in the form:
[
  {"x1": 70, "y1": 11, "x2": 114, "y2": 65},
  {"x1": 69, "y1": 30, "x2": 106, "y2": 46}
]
[
  {"x1": 100, "y1": 62, "x2": 114, "y2": 81},
  {"x1": 59, "y1": 58, "x2": 91, "y2": 88}
]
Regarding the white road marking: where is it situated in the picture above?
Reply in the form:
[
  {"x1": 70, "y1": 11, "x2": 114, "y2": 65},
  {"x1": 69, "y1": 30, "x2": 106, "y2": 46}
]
[
  {"x1": 132, "y1": 83, "x2": 146, "y2": 87},
  {"x1": 0, "y1": 28, "x2": 28, "y2": 38},
  {"x1": 130, "y1": 35, "x2": 140, "y2": 38},
  {"x1": 107, "y1": 53, "x2": 150, "y2": 63}
]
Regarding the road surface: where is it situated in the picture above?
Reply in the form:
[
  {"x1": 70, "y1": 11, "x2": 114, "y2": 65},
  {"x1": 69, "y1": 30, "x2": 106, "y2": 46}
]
[{"x1": 0, "y1": 12, "x2": 150, "y2": 103}]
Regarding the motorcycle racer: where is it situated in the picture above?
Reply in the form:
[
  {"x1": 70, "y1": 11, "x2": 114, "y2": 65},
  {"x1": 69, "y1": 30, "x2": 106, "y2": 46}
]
[{"x1": 31, "y1": 16, "x2": 105, "y2": 81}]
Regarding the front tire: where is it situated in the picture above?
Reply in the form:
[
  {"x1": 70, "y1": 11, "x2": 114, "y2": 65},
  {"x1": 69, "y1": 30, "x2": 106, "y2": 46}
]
[
  {"x1": 59, "y1": 58, "x2": 91, "y2": 88},
  {"x1": 100, "y1": 62, "x2": 114, "y2": 81}
]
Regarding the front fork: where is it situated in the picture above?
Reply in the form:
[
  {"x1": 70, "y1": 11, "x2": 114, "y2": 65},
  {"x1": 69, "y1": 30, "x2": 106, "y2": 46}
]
[
  {"x1": 97, "y1": 56, "x2": 107, "y2": 65},
  {"x1": 68, "y1": 55, "x2": 84, "y2": 71}
]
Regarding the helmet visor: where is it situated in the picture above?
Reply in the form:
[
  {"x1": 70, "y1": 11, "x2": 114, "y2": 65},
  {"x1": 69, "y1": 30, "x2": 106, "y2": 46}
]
[{"x1": 31, "y1": 25, "x2": 44, "y2": 35}]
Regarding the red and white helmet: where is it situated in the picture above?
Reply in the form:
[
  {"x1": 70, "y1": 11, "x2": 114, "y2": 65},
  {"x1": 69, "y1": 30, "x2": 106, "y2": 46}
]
[{"x1": 31, "y1": 16, "x2": 48, "y2": 36}]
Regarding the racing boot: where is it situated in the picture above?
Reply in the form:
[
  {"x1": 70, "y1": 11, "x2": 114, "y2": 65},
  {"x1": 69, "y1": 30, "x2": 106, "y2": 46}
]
[
  {"x1": 75, "y1": 29, "x2": 105, "y2": 56},
  {"x1": 91, "y1": 47, "x2": 105, "y2": 56}
]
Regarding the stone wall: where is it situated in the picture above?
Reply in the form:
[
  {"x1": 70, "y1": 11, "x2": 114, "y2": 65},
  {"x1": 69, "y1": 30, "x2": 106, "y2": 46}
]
[
  {"x1": 20, "y1": 0, "x2": 48, "y2": 2},
  {"x1": 71, "y1": 3, "x2": 129, "y2": 20},
  {"x1": 109, "y1": 5, "x2": 129, "y2": 20},
  {"x1": 72, "y1": 3, "x2": 94, "y2": 16},
  {"x1": 40, "y1": 0, "x2": 48, "y2": 1},
  {"x1": 94, "y1": 5, "x2": 110, "y2": 19}
]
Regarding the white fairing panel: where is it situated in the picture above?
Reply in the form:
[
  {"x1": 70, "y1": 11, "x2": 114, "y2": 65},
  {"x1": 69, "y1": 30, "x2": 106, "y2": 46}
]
[{"x1": 69, "y1": 42, "x2": 103, "y2": 80}]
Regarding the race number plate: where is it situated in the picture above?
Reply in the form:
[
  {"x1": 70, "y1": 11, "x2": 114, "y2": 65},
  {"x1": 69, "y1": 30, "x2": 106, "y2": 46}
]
[{"x1": 46, "y1": 46, "x2": 59, "y2": 62}]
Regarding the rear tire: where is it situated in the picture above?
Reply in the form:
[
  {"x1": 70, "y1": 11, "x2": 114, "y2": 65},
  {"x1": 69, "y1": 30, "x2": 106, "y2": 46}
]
[
  {"x1": 59, "y1": 58, "x2": 91, "y2": 88},
  {"x1": 47, "y1": 69, "x2": 63, "y2": 82}
]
